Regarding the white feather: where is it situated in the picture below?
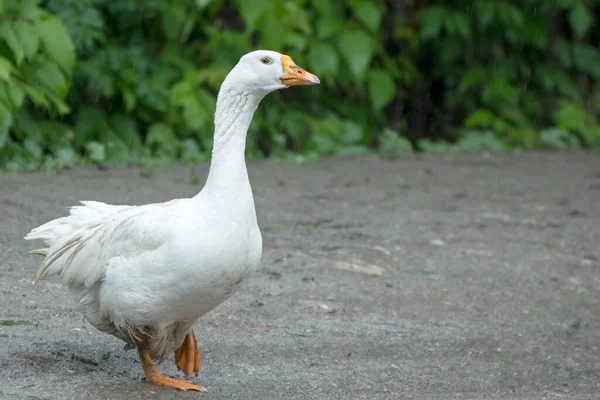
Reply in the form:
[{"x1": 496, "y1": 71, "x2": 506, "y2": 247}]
[{"x1": 21, "y1": 50, "x2": 310, "y2": 362}]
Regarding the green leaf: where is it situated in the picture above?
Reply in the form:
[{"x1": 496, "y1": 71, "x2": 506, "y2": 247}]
[
  {"x1": 54, "y1": 147, "x2": 77, "y2": 167},
  {"x1": 418, "y1": 138, "x2": 454, "y2": 153},
  {"x1": 540, "y1": 128, "x2": 581, "y2": 150},
  {"x1": 396, "y1": 56, "x2": 418, "y2": 85},
  {"x1": 123, "y1": 343, "x2": 136, "y2": 351},
  {"x1": 497, "y1": 2, "x2": 524, "y2": 27},
  {"x1": 310, "y1": 133, "x2": 337, "y2": 154},
  {"x1": 310, "y1": 0, "x2": 332, "y2": 16},
  {"x1": 43, "y1": 91, "x2": 70, "y2": 115},
  {"x1": 85, "y1": 141, "x2": 105, "y2": 162},
  {"x1": 104, "y1": 139, "x2": 132, "y2": 164},
  {"x1": 555, "y1": 101, "x2": 600, "y2": 145},
  {"x1": 475, "y1": 0, "x2": 495, "y2": 29},
  {"x1": 459, "y1": 67, "x2": 487, "y2": 92},
  {"x1": 283, "y1": 2, "x2": 311, "y2": 35},
  {"x1": 20, "y1": 83, "x2": 49, "y2": 109},
  {"x1": 308, "y1": 42, "x2": 338, "y2": 77},
  {"x1": 122, "y1": 88, "x2": 136, "y2": 112},
  {"x1": 379, "y1": 128, "x2": 413, "y2": 159},
  {"x1": 35, "y1": 16, "x2": 76, "y2": 76},
  {"x1": 33, "y1": 60, "x2": 68, "y2": 98},
  {"x1": 394, "y1": 23, "x2": 419, "y2": 49},
  {"x1": 180, "y1": 138, "x2": 204, "y2": 162},
  {"x1": 456, "y1": 130, "x2": 507, "y2": 152},
  {"x1": 516, "y1": 18, "x2": 547, "y2": 49},
  {"x1": 2, "y1": 81, "x2": 24, "y2": 110},
  {"x1": 237, "y1": 0, "x2": 268, "y2": 31},
  {"x1": 450, "y1": 12, "x2": 471, "y2": 39},
  {"x1": 464, "y1": 109, "x2": 495, "y2": 128},
  {"x1": 162, "y1": 2, "x2": 187, "y2": 41},
  {"x1": 284, "y1": 32, "x2": 306, "y2": 52},
  {"x1": 14, "y1": 20, "x2": 39, "y2": 61},
  {"x1": 500, "y1": 107, "x2": 534, "y2": 130},
  {"x1": 552, "y1": 39, "x2": 572, "y2": 68},
  {"x1": 0, "y1": 21, "x2": 24, "y2": 65},
  {"x1": 146, "y1": 122, "x2": 178, "y2": 158},
  {"x1": 338, "y1": 28, "x2": 373, "y2": 79},
  {"x1": 23, "y1": 137, "x2": 42, "y2": 161},
  {"x1": 368, "y1": 69, "x2": 395, "y2": 111},
  {"x1": 569, "y1": 3, "x2": 593, "y2": 39},
  {"x1": 37, "y1": 121, "x2": 72, "y2": 151},
  {"x1": 536, "y1": 66, "x2": 577, "y2": 99},
  {"x1": 572, "y1": 44, "x2": 600, "y2": 78},
  {"x1": 74, "y1": 108, "x2": 108, "y2": 146},
  {"x1": 491, "y1": 117, "x2": 513, "y2": 136},
  {"x1": 316, "y1": 16, "x2": 343, "y2": 39},
  {"x1": 7, "y1": 0, "x2": 43, "y2": 18},
  {"x1": 0, "y1": 56, "x2": 12, "y2": 82},
  {"x1": 555, "y1": 0, "x2": 575, "y2": 7},
  {"x1": 339, "y1": 121, "x2": 364, "y2": 145},
  {"x1": 194, "y1": 0, "x2": 214, "y2": 8},
  {"x1": 12, "y1": 109, "x2": 41, "y2": 143},
  {"x1": 171, "y1": 76, "x2": 213, "y2": 132},
  {"x1": 482, "y1": 78, "x2": 520, "y2": 107},
  {"x1": 420, "y1": 6, "x2": 447, "y2": 40},
  {"x1": 181, "y1": 94, "x2": 209, "y2": 131},
  {"x1": 350, "y1": 1, "x2": 382, "y2": 32},
  {"x1": 194, "y1": 89, "x2": 216, "y2": 131},
  {"x1": 338, "y1": 144, "x2": 370, "y2": 156},
  {"x1": 109, "y1": 114, "x2": 142, "y2": 155},
  {"x1": 0, "y1": 101, "x2": 11, "y2": 148},
  {"x1": 259, "y1": 12, "x2": 285, "y2": 50}
]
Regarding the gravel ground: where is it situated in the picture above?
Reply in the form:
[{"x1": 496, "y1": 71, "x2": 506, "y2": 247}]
[{"x1": 1, "y1": 152, "x2": 599, "y2": 400}]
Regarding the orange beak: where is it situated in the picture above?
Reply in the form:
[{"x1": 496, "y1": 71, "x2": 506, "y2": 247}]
[{"x1": 280, "y1": 55, "x2": 320, "y2": 86}]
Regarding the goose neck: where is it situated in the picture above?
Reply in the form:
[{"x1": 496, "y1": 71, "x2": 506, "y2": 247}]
[{"x1": 203, "y1": 88, "x2": 262, "y2": 194}]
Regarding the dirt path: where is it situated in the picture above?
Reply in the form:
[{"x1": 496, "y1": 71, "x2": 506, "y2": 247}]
[{"x1": 1, "y1": 152, "x2": 599, "y2": 400}]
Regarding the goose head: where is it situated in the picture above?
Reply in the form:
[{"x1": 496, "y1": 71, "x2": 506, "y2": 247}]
[{"x1": 223, "y1": 50, "x2": 320, "y2": 94}]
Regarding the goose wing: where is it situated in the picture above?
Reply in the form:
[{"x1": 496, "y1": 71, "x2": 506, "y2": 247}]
[{"x1": 25, "y1": 200, "x2": 176, "y2": 288}]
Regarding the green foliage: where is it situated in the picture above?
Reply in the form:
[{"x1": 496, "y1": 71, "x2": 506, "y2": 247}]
[
  {"x1": 416, "y1": 0, "x2": 600, "y2": 152},
  {"x1": 1, "y1": 0, "x2": 600, "y2": 170},
  {"x1": 0, "y1": 0, "x2": 75, "y2": 170}
]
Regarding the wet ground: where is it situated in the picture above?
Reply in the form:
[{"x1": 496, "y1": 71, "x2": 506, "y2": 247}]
[{"x1": 0, "y1": 152, "x2": 599, "y2": 400}]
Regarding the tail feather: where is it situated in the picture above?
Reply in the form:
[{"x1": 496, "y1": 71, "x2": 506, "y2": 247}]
[
  {"x1": 35, "y1": 233, "x2": 85, "y2": 282},
  {"x1": 25, "y1": 201, "x2": 132, "y2": 282},
  {"x1": 24, "y1": 217, "x2": 67, "y2": 245},
  {"x1": 29, "y1": 249, "x2": 48, "y2": 256},
  {"x1": 25, "y1": 201, "x2": 130, "y2": 244}
]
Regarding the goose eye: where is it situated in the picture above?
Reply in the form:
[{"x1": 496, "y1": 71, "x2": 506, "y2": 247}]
[{"x1": 260, "y1": 57, "x2": 272, "y2": 65}]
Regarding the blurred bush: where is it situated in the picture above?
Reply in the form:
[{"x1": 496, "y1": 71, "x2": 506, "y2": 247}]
[{"x1": 0, "y1": 0, "x2": 599, "y2": 170}]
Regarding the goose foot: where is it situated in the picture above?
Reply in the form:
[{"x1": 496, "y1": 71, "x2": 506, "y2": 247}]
[
  {"x1": 175, "y1": 330, "x2": 201, "y2": 377},
  {"x1": 137, "y1": 333, "x2": 206, "y2": 392}
]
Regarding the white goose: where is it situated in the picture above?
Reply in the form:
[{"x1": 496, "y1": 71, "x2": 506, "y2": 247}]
[{"x1": 24, "y1": 50, "x2": 319, "y2": 392}]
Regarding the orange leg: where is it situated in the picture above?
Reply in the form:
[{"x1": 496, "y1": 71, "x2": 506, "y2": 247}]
[
  {"x1": 174, "y1": 330, "x2": 201, "y2": 377},
  {"x1": 137, "y1": 333, "x2": 206, "y2": 392}
]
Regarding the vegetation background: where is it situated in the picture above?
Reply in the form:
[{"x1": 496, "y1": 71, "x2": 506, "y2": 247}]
[{"x1": 0, "y1": 0, "x2": 599, "y2": 170}]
